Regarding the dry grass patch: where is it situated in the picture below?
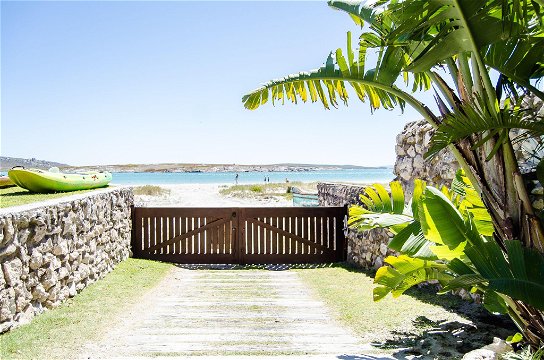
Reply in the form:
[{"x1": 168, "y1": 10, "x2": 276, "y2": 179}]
[
  {"x1": 132, "y1": 185, "x2": 170, "y2": 196},
  {"x1": 219, "y1": 182, "x2": 317, "y2": 201}
]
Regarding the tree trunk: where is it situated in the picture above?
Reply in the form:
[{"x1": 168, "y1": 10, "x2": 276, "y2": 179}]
[{"x1": 455, "y1": 132, "x2": 544, "y2": 346}]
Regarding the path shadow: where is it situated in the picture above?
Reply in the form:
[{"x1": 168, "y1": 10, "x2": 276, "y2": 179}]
[
  {"x1": 173, "y1": 263, "x2": 337, "y2": 271},
  {"x1": 371, "y1": 315, "x2": 515, "y2": 359},
  {"x1": 338, "y1": 355, "x2": 393, "y2": 360}
]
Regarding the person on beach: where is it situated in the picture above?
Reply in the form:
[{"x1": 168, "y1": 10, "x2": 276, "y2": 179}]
[{"x1": 235, "y1": 173, "x2": 239, "y2": 184}]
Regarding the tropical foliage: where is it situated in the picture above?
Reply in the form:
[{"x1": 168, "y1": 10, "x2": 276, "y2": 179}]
[
  {"x1": 243, "y1": 0, "x2": 544, "y2": 345},
  {"x1": 349, "y1": 173, "x2": 544, "y2": 324}
]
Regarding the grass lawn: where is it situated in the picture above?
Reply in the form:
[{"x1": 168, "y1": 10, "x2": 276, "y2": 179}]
[
  {"x1": 0, "y1": 258, "x2": 173, "y2": 360},
  {"x1": 0, "y1": 186, "x2": 102, "y2": 208}
]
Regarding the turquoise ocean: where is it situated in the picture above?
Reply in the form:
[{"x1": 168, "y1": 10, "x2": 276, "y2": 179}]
[{"x1": 110, "y1": 168, "x2": 395, "y2": 185}]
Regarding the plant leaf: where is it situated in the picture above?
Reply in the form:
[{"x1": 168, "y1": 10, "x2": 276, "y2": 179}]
[
  {"x1": 388, "y1": 221, "x2": 437, "y2": 259},
  {"x1": 465, "y1": 240, "x2": 544, "y2": 310},
  {"x1": 419, "y1": 186, "x2": 468, "y2": 248},
  {"x1": 373, "y1": 255, "x2": 450, "y2": 301}
]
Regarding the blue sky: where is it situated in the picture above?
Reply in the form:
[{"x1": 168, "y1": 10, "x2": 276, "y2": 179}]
[{"x1": 2, "y1": 1, "x2": 433, "y2": 167}]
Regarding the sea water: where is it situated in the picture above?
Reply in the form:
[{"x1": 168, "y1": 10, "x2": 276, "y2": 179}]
[{"x1": 110, "y1": 168, "x2": 394, "y2": 185}]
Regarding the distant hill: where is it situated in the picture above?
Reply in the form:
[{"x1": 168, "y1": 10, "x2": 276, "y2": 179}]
[
  {"x1": 272, "y1": 163, "x2": 391, "y2": 169},
  {"x1": 0, "y1": 157, "x2": 392, "y2": 173},
  {"x1": 0, "y1": 156, "x2": 69, "y2": 172},
  {"x1": 67, "y1": 162, "x2": 392, "y2": 173}
]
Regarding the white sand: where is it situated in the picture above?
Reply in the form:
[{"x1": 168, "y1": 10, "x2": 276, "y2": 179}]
[{"x1": 133, "y1": 184, "x2": 292, "y2": 207}]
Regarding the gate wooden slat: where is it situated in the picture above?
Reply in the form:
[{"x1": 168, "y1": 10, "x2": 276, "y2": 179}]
[
  {"x1": 319, "y1": 217, "x2": 325, "y2": 251},
  {"x1": 335, "y1": 216, "x2": 345, "y2": 261},
  {"x1": 132, "y1": 206, "x2": 346, "y2": 264},
  {"x1": 217, "y1": 221, "x2": 224, "y2": 254},
  {"x1": 297, "y1": 216, "x2": 303, "y2": 255},
  {"x1": 205, "y1": 217, "x2": 211, "y2": 255},
  {"x1": 252, "y1": 220, "x2": 258, "y2": 255},
  {"x1": 309, "y1": 216, "x2": 315, "y2": 255},
  {"x1": 327, "y1": 216, "x2": 334, "y2": 251},
  {"x1": 271, "y1": 217, "x2": 277, "y2": 255},
  {"x1": 179, "y1": 217, "x2": 186, "y2": 254},
  {"x1": 170, "y1": 216, "x2": 176, "y2": 255},
  {"x1": 259, "y1": 218, "x2": 265, "y2": 255},
  {"x1": 145, "y1": 217, "x2": 151, "y2": 253},
  {"x1": 188, "y1": 217, "x2": 195, "y2": 255},
  {"x1": 235, "y1": 211, "x2": 242, "y2": 263},
  {"x1": 162, "y1": 216, "x2": 168, "y2": 254},
  {"x1": 153, "y1": 217, "x2": 159, "y2": 254},
  {"x1": 199, "y1": 217, "x2": 204, "y2": 254},
  {"x1": 278, "y1": 217, "x2": 284, "y2": 255}
]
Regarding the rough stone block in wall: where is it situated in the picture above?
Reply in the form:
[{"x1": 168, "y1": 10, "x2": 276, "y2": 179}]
[
  {"x1": 394, "y1": 120, "x2": 458, "y2": 197},
  {"x1": 0, "y1": 187, "x2": 133, "y2": 333},
  {"x1": 318, "y1": 183, "x2": 397, "y2": 270}
]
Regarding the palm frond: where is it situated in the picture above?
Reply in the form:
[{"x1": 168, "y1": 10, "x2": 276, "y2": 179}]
[
  {"x1": 373, "y1": 0, "x2": 544, "y2": 105},
  {"x1": 465, "y1": 240, "x2": 544, "y2": 310},
  {"x1": 348, "y1": 182, "x2": 413, "y2": 232},
  {"x1": 484, "y1": 36, "x2": 544, "y2": 100},
  {"x1": 373, "y1": 255, "x2": 451, "y2": 301},
  {"x1": 327, "y1": 0, "x2": 377, "y2": 28},
  {"x1": 242, "y1": 33, "x2": 408, "y2": 112},
  {"x1": 426, "y1": 95, "x2": 544, "y2": 160},
  {"x1": 384, "y1": 0, "x2": 532, "y2": 72}
]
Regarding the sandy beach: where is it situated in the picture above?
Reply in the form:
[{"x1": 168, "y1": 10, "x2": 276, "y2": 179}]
[{"x1": 133, "y1": 183, "x2": 293, "y2": 207}]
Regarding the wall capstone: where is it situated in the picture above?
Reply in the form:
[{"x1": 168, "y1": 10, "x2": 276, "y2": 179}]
[{"x1": 0, "y1": 187, "x2": 133, "y2": 333}]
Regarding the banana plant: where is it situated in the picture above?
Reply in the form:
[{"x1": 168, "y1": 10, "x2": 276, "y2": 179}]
[
  {"x1": 242, "y1": 0, "x2": 544, "y2": 345},
  {"x1": 350, "y1": 175, "x2": 544, "y2": 326}
]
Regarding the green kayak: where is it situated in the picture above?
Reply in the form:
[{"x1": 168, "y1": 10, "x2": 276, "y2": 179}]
[
  {"x1": 0, "y1": 176, "x2": 16, "y2": 189},
  {"x1": 8, "y1": 167, "x2": 112, "y2": 193}
]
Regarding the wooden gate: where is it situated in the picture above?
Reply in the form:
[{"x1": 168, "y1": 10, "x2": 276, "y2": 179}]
[{"x1": 131, "y1": 207, "x2": 347, "y2": 264}]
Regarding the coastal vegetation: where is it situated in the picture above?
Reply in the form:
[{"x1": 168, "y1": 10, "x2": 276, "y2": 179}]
[
  {"x1": 0, "y1": 259, "x2": 172, "y2": 359},
  {"x1": 0, "y1": 187, "x2": 96, "y2": 208},
  {"x1": 132, "y1": 185, "x2": 170, "y2": 196},
  {"x1": 219, "y1": 182, "x2": 317, "y2": 201},
  {"x1": 243, "y1": 0, "x2": 544, "y2": 348},
  {"x1": 350, "y1": 174, "x2": 544, "y2": 341}
]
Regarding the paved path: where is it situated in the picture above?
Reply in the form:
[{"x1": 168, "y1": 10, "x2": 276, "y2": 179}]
[{"x1": 81, "y1": 267, "x2": 391, "y2": 359}]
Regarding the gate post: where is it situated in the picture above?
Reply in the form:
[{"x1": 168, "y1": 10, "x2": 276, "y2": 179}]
[
  {"x1": 335, "y1": 205, "x2": 348, "y2": 262},
  {"x1": 131, "y1": 206, "x2": 142, "y2": 259},
  {"x1": 237, "y1": 208, "x2": 246, "y2": 265}
]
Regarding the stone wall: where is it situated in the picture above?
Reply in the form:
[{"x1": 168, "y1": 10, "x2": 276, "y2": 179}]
[
  {"x1": 0, "y1": 187, "x2": 133, "y2": 332},
  {"x1": 394, "y1": 95, "x2": 544, "y2": 216},
  {"x1": 318, "y1": 183, "x2": 396, "y2": 269}
]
